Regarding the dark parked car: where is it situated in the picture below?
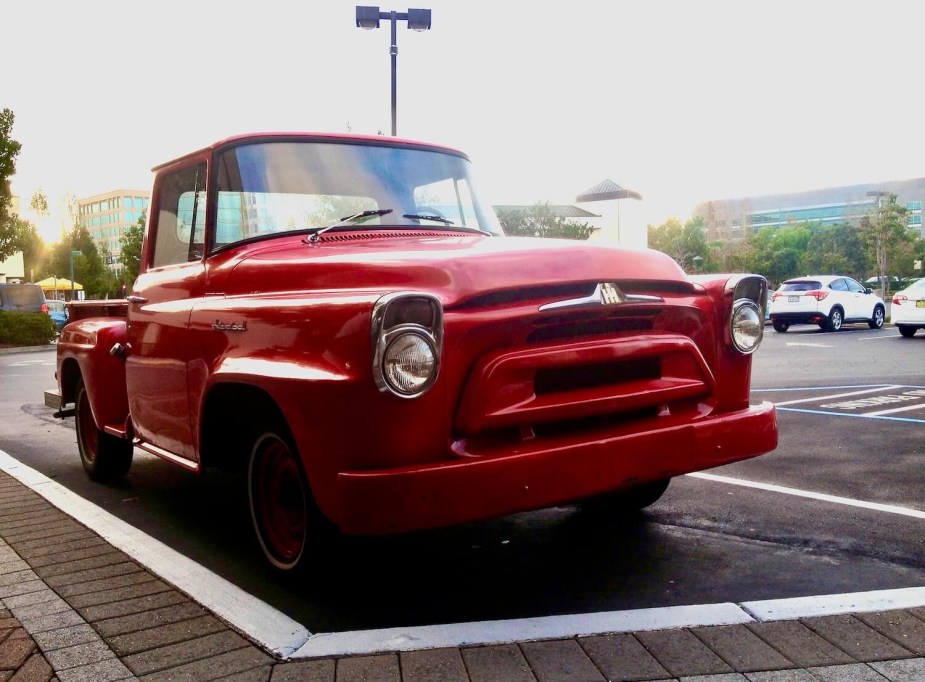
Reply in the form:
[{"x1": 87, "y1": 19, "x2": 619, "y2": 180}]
[{"x1": 0, "y1": 283, "x2": 48, "y2": 313}]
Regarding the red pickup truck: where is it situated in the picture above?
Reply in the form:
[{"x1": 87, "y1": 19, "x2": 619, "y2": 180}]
[{"x1": 47, "y1": 132, "x2": 777, "y2": 573}]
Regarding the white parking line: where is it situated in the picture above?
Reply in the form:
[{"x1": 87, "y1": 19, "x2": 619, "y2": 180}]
[
  {"x1": 865, "y1": 401, "x2": 925, "y2": 416},
  {"x1": 2, "y1": 448, "x2": 924, "y2": 660},
  {"x1": 688, "y1": 472, "x2": 925, "y2": 520},
  {"x1": 773, "y1": 385, "x2": 902, "y2": 407},
  {"x1": 0, "y1": 449, "x2": 310, "y2": 658},
  {"x1": 753, "y1": 385, "x2": 894, "y2": 393}
]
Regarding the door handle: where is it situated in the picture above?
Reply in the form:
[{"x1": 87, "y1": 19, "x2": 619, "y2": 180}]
[{"x1": 127, "y1": 295, "x2": 148, "y2": 304}]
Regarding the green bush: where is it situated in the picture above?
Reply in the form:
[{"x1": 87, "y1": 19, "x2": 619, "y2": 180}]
[{"x1": 0, "y1": 312, "x2": 57, "y2": 346}]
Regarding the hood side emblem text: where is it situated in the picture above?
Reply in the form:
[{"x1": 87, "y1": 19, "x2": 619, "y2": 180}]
[{"x1": 212, "y1": 320, "x2": 247, "y2": 332}]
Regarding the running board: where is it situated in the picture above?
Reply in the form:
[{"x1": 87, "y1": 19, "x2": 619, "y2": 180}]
[{"x1": 133, "y1": 440, "x2": 201, "y2": 473}]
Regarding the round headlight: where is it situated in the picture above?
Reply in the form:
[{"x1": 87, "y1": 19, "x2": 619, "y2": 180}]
[
  {"x1": 731, "y1": 301, "x2": 763, "y2": 354},
  {"x1": 382, "y1": 332, "x2": 437, "y2": 396}
]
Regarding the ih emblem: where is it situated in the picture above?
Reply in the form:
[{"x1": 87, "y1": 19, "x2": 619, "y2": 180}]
[{"x1": 600, "y1": 282, "x2": 624, "y2": 305}]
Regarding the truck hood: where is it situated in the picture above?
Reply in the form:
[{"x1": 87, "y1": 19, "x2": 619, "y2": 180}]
[{"x1": 221, "y1": 233, "x2": 691, "y2": 306}]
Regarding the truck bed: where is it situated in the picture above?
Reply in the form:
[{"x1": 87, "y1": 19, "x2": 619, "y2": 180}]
[{"x1": 67, "y1": 299, "x2": 129, "y2": 323}]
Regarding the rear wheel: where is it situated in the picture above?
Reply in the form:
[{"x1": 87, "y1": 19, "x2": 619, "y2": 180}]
[
  {"x1": 580, "y1": 479, "x2": 671, "y2": 513},
  {"x1": 826, "y1": 307, "x2": 844, "y2": 332},
  {"x1": 248, "y1": 429, "x2": 323, "y2": 574},
  {"x1": 772, "y1": 320, "x2": 789, "y2": 333},
  {"x1": 898, "y1": 325, "x2": 917, "y2": 338},
  {"x1": 75, "y1": 378, "x2": 133, "y2": 482},
  {"x1": 868, "y1": 305, "x2": 885, "y2": 329}
]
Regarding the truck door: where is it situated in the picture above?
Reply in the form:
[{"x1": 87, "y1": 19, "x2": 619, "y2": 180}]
[{"x1": 125, "y1": 162, "x2": 207, "y2": 463}]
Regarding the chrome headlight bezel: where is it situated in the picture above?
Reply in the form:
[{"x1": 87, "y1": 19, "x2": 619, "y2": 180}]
[
  {"x1": 719, "y1": 274, "x2": 768, "y2": 355},
  {"x1": 730, "y1": 298, "x2": 763, "y2": 354},
  {"x1": 371, "y1": 292, "x2": 443, "y2": 398}
]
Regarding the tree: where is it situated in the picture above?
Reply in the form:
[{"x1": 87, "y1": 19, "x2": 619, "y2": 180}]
[
  {"x1": 15, "y1": 218, "x2": 44, "y2": 281},
  {"x1": 0, "y1": 108, "x2": 24, "y2": 261},
  {"x1": 29, "y1": 189, "x2": 48, "y2": 217},
  {"x1": 119, "y1": 211, "x2": 145, "y2": 285},
  {"x1": 497, "y1": 203, "x2": 592, "y2": 240},
  {"x1": 647, "y1": 216, "x2": 710, "y2": 272},
  {"x1": 41, "y1": 223, "x2": 109, "y2": 298},
  {"x1": 800, "y1": 223, "x2": 868, "y2": 278},
  {"x1": 745, "y1": 224, "x2": 813, "y2": 287},
  {"x1": 859, "y1": 194, "x2": 910, "y2": 297}
]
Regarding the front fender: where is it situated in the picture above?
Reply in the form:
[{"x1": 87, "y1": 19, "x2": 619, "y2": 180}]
[{"x1": 57, "y1": 318, "x2": 129, "y2": 433}]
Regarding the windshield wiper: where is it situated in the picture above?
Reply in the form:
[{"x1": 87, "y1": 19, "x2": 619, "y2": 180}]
[
  {"x1": 402, "y1": 213, "x2": 493, "y2": 236},
  {"x1": 305, "y1": 209, "x2": 393, "y2": 243},
  {"x1": 403, "y1": 213, "x2": 456, "y2": 225}
]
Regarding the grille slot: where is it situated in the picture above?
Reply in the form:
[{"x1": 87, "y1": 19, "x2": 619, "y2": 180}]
[
  {"x1": 456, "y1": 282, "x2": 594, "y2": 310},
  {"x1": 535, "y1": 357, "x2": 661, "y2": 395},
  {"x1": 531, "y1": 406, "x2": 660, "y2": 439}
]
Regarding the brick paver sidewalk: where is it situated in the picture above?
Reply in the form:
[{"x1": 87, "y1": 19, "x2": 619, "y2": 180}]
[{"x1": 2, "y1": 468, "x2": 925, "y2": 681}]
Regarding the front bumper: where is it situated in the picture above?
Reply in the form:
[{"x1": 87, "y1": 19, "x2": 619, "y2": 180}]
[
  {"x1": 770, "y1": 311, "x2": 827, "y2": 325},
  {"x1": 334, "y1": 400, "x2": 777, "y2": 534}
]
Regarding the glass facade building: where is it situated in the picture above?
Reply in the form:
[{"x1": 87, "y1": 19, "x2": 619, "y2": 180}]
[
  {"x1": 693, "y1": 177, "x2": 925, "y2": 241},
  {"x1": 77, "y1": 190, "x2": 150, "y2": 275}
]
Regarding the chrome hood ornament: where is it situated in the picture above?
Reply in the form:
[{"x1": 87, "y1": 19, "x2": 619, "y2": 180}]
[{"x1": 539, "y1": 282, "x2": 662, "y2": 312}]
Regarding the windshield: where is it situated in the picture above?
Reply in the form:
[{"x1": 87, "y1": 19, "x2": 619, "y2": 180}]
[{"x1": 211, "y1": 140, "x2": 503, "y2": 249}]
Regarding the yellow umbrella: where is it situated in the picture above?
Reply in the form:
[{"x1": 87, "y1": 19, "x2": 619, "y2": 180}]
[{"x1": 36, "y1": 276, "x2": 84, "y2": 299}]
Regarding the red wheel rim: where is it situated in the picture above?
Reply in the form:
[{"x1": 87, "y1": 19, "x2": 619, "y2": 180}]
[{"x1": 251, "y1": 436, "x2": 306, "y2": 567}]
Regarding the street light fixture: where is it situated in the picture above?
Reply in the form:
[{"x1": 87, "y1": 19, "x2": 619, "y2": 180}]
[
  {"x1": 355, "y1": 6, "x2": 432, "y2": 136},
  {"x1": 69, "y1": 250, "x2": 82, "y2": 301}
]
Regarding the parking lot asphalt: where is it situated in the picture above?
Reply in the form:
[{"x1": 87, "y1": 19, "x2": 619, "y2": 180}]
[
  {"x1": 2, "y1": 459, "x2": 925, "y2": 681},
  {"x1": 4, "y1": 342, "x2": 925, "y2": 680}
]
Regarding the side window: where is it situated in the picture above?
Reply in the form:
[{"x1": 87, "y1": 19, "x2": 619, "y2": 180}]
[
  {"x1": 846, "y1": 278, "x2": 865, "y2": 293},
  {"x1": 151, "y1": 164, "x2": 207, "y2": 268},
  {"x1": 413, "y1": 177, "x2": 473, "y2": 227},
  {"x1": 829, "y1": 278, "x2": 849, "y2": 292}
]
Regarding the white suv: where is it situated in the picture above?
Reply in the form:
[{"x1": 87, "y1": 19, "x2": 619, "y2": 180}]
[{"x1": 769, "y1": 275, "x2": 885, "y2": 333}]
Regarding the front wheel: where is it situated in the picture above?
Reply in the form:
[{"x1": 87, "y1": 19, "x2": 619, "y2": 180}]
[
  {"x1": 579, "y1": 479, "x2": 671, "y2": 513},
  {"x1": 248, "y1": 430, "x2": 322, "y2": 573},
  {"x1": 826, "y1": 308, "x2": 844, "y2": 332},
  {"x1": 75, "y1": 378, "x2": 133, "y2": 482},
  {"x1": 898, "y1": 325, "x2": 917, "y2": 338},
  {"x1": 868, "y1": 305, "x2": 885, "y2": 329},
  {"x1": 772, "y1": 320, "x2": 789, "y2": 333}
]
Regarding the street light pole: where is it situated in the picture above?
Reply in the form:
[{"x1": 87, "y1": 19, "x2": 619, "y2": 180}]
[
  {"x1": 356, "y1": 6, "x2": 432, "y2": 137},
  {"x1": 389, "y1": 10, "x2": 399, "y2": 137}
]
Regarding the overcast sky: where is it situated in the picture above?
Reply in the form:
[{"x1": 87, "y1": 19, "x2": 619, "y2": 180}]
[{"x1": 6, "y1": 0, "x2": 925, "y2": 242}]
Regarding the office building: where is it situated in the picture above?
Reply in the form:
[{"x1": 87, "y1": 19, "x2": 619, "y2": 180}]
[
  {"x1": 693, "y1": 177, "x2": 925, "y2": 242},
  {"x1": 77, "y1": 189, "x2": 150, "y2": 274}
]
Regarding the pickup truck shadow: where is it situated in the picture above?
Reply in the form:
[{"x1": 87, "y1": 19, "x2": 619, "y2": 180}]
[{"x1": 119, "y1": 454, "x2": 673, "y2": 632}]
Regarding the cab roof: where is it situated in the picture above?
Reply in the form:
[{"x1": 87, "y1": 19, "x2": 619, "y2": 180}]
[{"x1": 151, "y1": 132, "x2": 468, "y2": 172}]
